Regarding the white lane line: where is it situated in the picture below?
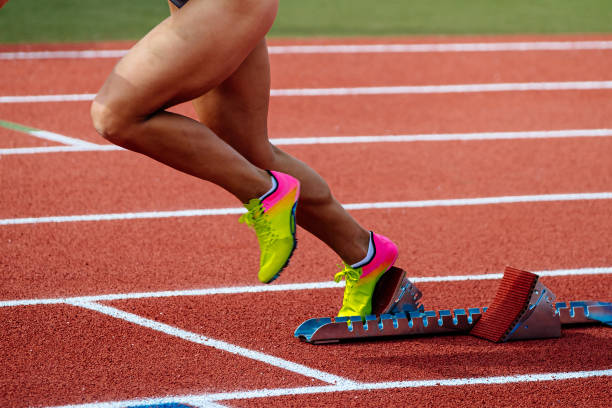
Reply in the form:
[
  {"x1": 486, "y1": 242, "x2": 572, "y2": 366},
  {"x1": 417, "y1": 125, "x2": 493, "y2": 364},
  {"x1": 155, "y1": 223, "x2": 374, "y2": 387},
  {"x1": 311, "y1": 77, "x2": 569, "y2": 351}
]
[
  {"x1": 0, "y1": 119, "x2": 99, "y2": 147},
  {"x1": 268, "y1": 41, "x2": 612, "y2": 54},
  {"x1": 2, "y1": 266, "x2": 610, "y2": 308},
  {"x1": 0, "y1": 207, "x2": 245, "y2": 225},
  {"x1": 0, "y1": 280, "x2": 344, "y2": 308},
  {"x1": 0, "y1": 50, "x2": 129, "y2": 60},
  {"x1": 269, "y1": 81, "x2": 612, "y2": 97},
  {"x1": 343, "y1": 192, "x2": 612, "y2": 210},
  {"x1": 44, "y1": 369, "x2": 612, "y2": 407},
  {"x1": 3, "y1": 40, "x2": 612, "y2": 60},
  {"x1": 0, "y1": 145, "x2": 121, "y2": 155},
  {"x1": 0, "y1": 93, "x2": 95, "y2": 103},
  {"x1": 273, "y1": 128, "x2": 612, "y2": 145},
  {"x1": 410, "y1": 267, "x2": 612, "y2": 283},
  {"x1": 190, "y1": 399, "x2": 227, "y2": 408},
  {"x1": 193, "y1": 402, "x2": 228, "y2": 408},
  {"x1": 68, "y1": 300, "x2": 357, "y2": 387},
  {"x1": 27, "y1": 130, "x2": 98, "y2": 147},
  {"x1": 2, "y1": 80, "x2": 612, "y2": 103},
  {"x1": 2, "y1": 192, "x2": 611, "y2": 227},
  {"x1": 196, "y1": 402, "x2": 228, "y2": 408},
  {"x1": 2, "y1": 128, "x2": 612, "y2": 156}
]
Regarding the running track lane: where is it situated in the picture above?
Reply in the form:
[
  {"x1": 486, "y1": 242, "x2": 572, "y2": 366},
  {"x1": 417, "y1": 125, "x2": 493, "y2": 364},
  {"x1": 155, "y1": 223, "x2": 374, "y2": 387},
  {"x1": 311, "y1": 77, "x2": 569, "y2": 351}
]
[
  {"x1": 1, "y1": 89, "x2": 611, "y2": 144},
  {"x1": 1, "y1": 138, "x2": 612, "y2": 218},
  {"x1": 266, "y1": 90, "x2": 612, "y2": 138},
  {"x1": 2, "y1": 47, "x2": 612, "y2": 95},
  {"x1": 2, "y1": 201, "x2": 612, "y2": 299}
]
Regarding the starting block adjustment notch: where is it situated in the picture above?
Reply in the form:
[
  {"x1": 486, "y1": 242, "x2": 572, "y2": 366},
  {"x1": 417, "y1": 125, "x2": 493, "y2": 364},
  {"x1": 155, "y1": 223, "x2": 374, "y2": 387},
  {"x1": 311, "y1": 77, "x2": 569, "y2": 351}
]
[{"x1": 556, "y1": 301, "x2": 612, "y2": 326}]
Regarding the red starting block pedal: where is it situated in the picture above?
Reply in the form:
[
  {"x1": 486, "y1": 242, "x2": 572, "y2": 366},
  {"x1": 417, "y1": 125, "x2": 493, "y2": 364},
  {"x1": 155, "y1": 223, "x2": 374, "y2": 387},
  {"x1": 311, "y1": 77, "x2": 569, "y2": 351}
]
[{"x1": 471, "y1": 266, "x2": 559, "y2": 342}]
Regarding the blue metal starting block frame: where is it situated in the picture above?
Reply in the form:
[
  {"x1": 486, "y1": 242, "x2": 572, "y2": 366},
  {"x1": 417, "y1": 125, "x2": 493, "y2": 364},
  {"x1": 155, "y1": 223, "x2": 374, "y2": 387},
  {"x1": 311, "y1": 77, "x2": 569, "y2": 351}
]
[{"x1": 295, "y1": 277, "x2": 612, "y2": 344}]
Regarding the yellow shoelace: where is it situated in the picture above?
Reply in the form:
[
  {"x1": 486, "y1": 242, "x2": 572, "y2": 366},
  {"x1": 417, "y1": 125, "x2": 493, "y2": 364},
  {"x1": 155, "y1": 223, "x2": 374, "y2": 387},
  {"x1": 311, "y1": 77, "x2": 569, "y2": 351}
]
[
  {"x1": 334, "y1": 264, "x2": 362, "y2": 312},
  {"x1": 239, "y1": 201, "x2": 275, "y2": 245},
  {"x1": 334, "y1": 264, "x2": 360, "y2": 284}
]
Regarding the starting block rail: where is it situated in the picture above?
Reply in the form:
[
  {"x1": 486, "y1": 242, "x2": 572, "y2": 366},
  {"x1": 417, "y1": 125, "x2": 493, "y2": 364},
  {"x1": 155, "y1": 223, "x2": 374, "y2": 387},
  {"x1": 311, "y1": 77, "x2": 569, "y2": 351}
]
[
  {"x1": 295, "y1": 301, "x2": 612, "y2": 344},
  {"x1": 295, "y1": 269, "x2": 612, "y2": 344}
]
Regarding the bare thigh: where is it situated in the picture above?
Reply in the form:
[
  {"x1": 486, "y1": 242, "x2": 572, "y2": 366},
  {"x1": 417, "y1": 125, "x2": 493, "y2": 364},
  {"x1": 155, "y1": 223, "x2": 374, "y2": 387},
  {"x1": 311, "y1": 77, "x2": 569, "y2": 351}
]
[
  {"x1": 95, "y1": 0, "x2": 278, "y2": 120},
  {"x1": 191, "y1": 37, "x2": 273, "y2": 163}
]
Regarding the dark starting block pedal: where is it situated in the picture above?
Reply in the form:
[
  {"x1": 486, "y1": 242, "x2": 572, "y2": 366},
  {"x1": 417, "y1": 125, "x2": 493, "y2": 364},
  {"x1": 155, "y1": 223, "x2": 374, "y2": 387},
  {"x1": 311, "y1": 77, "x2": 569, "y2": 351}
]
[
  {"x1": 294, "y1": 266, "x2": 611, "y2": 344},
  {"x1": 371, "y1": 267, "x2": 423, "y2": 315}
]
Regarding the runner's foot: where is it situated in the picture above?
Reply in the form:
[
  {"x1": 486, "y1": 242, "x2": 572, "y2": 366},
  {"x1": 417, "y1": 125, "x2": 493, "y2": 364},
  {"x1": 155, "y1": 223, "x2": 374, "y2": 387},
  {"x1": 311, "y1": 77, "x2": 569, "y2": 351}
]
[
  {"x1": 240, "y1": 170, "x2": 300, "y2": 283},
  {"x1": 335, "y1": 232, "x2": 399, "y2": 317}
]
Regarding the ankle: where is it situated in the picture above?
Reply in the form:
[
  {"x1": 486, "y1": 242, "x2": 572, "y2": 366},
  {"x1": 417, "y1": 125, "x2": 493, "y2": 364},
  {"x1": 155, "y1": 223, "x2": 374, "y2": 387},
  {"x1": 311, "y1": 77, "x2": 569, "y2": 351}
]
[
  {"x1": 240, "y1": 169, "x2": 274, "y2": 204},
  {"x1": 258, "y1": 170, "x2": 277, "y2": 200},
  {"x1": 342, "y1": 230, "x2": 372, "y2": 266}
]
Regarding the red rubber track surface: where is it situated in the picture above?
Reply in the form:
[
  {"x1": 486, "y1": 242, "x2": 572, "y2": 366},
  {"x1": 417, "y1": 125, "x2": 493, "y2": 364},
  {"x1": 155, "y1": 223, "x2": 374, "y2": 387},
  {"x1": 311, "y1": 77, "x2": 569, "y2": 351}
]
[
  {"x1": 3, "y1": 138, "x2": 612, "y2": 218},
  {"x1": 1, "y1": 34, "x2": 611, "y2": 407}
]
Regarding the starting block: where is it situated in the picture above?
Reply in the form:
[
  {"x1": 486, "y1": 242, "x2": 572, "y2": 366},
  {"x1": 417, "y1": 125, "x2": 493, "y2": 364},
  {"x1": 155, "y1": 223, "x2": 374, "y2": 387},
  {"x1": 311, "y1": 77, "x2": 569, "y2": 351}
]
[{"x1": 294, "y1": 267, "x2": 612, "y2": 344}]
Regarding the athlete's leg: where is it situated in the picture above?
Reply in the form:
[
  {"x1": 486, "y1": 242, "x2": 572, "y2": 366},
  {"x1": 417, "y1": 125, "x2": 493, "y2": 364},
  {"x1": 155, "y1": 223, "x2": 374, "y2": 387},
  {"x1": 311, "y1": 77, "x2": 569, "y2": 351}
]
[
  {"x1": 90, "y1": 0, "x2": 280, "y2": 203},
  {"x1": 190, "y1": 39, "x2": 371, "y2": 265}
]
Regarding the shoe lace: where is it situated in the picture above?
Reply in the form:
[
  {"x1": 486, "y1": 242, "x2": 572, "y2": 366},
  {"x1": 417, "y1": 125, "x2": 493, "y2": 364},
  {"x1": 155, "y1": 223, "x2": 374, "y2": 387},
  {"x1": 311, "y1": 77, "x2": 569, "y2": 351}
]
[
  {"x1": 334, "y1": 263, "x2": 361, "y2": 308},
  {"x1": 334, "y1": 264, "x2": 360, "y2": 284},
  {"x1": 239, "y1": 199, "x2": 277, "y2": 245}
]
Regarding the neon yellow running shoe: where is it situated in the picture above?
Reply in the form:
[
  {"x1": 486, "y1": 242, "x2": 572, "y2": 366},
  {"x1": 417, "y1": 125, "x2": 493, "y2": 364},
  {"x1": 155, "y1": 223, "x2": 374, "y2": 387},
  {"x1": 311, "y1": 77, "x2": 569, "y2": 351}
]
[
  {"x1": 335, "y1": 232, "x2": 399, "y2": 318},
  {"x1": 239, "y1": 170, "x2": 300, "y2": 284}
]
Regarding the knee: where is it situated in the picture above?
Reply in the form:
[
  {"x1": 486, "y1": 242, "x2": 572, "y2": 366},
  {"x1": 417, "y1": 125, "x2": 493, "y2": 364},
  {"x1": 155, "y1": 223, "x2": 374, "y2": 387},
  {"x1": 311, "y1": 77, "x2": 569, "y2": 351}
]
[
  {"x1": 90, "y1": 100, "x2": 135, "y2": 148},
  {"x1": 245, "y1": 0, "x2": 279, "y2": 29}
]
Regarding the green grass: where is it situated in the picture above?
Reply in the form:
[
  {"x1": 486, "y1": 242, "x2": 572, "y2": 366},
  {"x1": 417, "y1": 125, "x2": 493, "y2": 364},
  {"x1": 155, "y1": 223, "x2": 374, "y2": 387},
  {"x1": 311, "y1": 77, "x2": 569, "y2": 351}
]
[
  {"x1": 0, "y1": 0, "x2": 169, "y2": 43},
  {"x1": 1, "y1": 0, "x2": 611, "y2": 43},
  {"x1": 271, "y1": 0, "x2": 612, "y2": 37}
]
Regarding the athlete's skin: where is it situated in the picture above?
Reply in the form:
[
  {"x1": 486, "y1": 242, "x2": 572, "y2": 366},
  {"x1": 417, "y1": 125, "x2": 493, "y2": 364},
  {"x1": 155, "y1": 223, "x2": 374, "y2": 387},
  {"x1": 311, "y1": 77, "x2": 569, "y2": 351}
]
[{"x1": 90, "y1": 0, "x2": 371, "y2": 266}]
